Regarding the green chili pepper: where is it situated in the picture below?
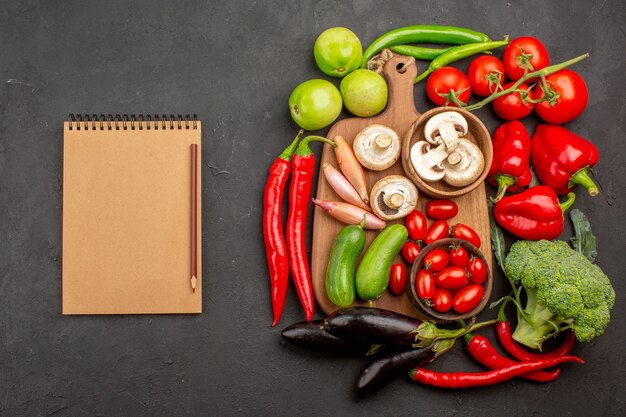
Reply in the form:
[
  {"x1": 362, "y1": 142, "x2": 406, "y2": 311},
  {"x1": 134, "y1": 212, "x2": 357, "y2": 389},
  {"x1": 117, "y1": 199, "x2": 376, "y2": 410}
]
[
  {"x1": 361, "y1": 25, "x2": 491, "y2": 68},
  {"x1": 414, "y1": 38, "x2": 509, "y2": 84},
  {"x1": 388, "y1": 45, "x2": 451, "y2": 61}
]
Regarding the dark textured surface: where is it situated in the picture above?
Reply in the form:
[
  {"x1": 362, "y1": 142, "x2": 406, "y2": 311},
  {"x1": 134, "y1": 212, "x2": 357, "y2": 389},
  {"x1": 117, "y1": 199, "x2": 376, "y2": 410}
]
[{"x1": 1, "y1": 0, "x2": 625, "y2": 416}]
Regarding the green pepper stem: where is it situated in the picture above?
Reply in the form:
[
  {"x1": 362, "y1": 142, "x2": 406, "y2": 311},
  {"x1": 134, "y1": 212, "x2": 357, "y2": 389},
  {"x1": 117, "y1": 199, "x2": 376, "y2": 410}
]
[
  {"x1": 569, "y1": 167, "x2": 599, "y2": 196},
  {"x1": 464, "y1": 53, "x2": 590, "y2": 111},
  {"x1": 559, "y1": 192, "x2": 577, "y2": 213},
  {"x1": 491, "y1": 174, "x2": 518, "y2": 203},
  {"x1": 279, "y1": 130, "x2": 304, "y2": 161},
  {"x1": 296, "y1": 135, "x2": 336, "y2": 157},
  {"x1": 497, "y1": 298, "x2": 510, "y2": 322}
]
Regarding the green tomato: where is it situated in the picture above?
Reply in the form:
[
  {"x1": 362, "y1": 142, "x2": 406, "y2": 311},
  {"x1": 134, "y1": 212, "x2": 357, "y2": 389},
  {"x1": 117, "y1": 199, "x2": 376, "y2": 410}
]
[
  {"x1": 289, "y1": 79, "x2": 342, "y2": 131},
  {"x1": 314, "y1": 27, "x2": 362, "y2": 78},
  {"x1": 340, "y1": 69, "x2": 388, "y2": 117}
]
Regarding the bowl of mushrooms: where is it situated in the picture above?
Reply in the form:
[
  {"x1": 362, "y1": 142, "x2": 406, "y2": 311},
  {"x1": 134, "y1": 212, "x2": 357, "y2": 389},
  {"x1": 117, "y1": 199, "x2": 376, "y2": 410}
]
[{"x1": 401, "y1": 107, "x2": 493, "y2": 198}]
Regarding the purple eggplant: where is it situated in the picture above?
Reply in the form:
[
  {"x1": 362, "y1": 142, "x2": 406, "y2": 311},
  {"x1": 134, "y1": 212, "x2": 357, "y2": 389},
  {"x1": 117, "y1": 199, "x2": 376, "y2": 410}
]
[{"x1": 281, "y1": 320, "x2": 373, "y2": 355}]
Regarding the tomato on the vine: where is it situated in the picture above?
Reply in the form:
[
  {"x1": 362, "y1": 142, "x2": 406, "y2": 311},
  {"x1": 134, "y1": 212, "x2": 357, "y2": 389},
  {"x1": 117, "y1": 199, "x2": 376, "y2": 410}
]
[
  {"x1": 450, "y1": 223, "x2": 481, "y2": 248},
  {"x1": 468, "y1": 257, "x2": 488, "y2": 284},
  {"x1": 401, "y1": 241, "x2": 421, "y2": 264},
  {"x1": 432, "y1": 288, "x2": 452, "y2": 313},
  {"x1": 388, "y1": 264, "x2": 407, "y2": 296},
  {"x1": 503, "y1": 36, "x2": 550, "y2": 81},
  {"x1": 405, "y1": 210, "x2": 428, "y2": 241},
  {"x1": 416, "y1": 269, "x2": 435, "y2": 300},
  {"x1": 467, "y1": 55, "x2": 505, "y2": 97},
  {"x1": 435, "y1": 266, "x2": 468, "y2": 289},
  {"x1": 424, "y1": 220, "x2": 449, "y2": 244},
  {"x1": 426, "y1": 199, "x2": 458, "y2": 220},
  {"x1": 449, "y1": 244, "x2": 469, "y2": 267},
  {"x1": 533, "y1": 69, "x2": 588, "y2": 124},
  {"x1": 492, "y1": 82, "x2": 534, "y2": 120},
  {"x1": 422, "y1": 248, "x2": 449, "y2": 272},
  {"x1": 452, "y1": 284, "x2": 484, "y2": 314},
  {"x1": 426, "y1": 67, "x2": 471, "y2": 107}
]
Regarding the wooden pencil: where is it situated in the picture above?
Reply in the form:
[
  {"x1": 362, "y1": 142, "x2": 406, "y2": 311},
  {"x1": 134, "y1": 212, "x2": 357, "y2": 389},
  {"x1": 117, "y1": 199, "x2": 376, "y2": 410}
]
[{"x1": 191, "y1": 143, "x2": 198, "y2": 293}]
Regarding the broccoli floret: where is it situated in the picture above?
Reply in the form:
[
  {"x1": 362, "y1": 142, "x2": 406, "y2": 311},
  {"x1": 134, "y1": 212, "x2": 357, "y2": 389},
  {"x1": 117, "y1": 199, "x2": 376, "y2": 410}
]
[{"x1": 504, "y1": 239, "x2": 615, "y2": 349}]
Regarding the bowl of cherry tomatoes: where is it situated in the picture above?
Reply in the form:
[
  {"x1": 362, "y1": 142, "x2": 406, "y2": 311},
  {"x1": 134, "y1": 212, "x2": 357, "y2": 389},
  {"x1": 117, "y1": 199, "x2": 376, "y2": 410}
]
[{"x1": 407, "y1": 237, "x2": 492, "y2": 322}]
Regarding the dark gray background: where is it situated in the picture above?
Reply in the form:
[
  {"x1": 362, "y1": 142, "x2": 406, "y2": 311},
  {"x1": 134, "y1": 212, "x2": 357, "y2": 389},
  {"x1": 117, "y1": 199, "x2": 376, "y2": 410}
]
[{"x1": 1, "y1": 0, "x2": 625, "y2": 416}]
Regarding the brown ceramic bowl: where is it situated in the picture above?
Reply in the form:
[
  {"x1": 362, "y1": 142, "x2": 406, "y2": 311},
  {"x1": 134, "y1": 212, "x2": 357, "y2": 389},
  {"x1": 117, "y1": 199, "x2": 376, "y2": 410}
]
[
  {"x1": 407, "y1": 238, "x2": 492, "y2": 322},
  {"x1": 401, "y1": 107, "x2": 493, "y2": 198}
]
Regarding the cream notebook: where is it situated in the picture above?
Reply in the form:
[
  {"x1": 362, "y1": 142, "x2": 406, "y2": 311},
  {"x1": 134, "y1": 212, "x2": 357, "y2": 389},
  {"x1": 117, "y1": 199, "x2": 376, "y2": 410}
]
[{"x1": 62, "y1": 114, "x2": 202, "y2": 314}]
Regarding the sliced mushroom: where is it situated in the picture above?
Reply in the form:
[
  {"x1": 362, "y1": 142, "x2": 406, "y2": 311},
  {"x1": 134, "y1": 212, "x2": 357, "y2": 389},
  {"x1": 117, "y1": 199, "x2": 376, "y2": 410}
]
[
  {"x1": 369, "y1": 175, "x2": 419, "y2": 220},
  {"x1": 410, "y1": 141, "x2": 448, "y2": 182},
  {"x1": 442, "y1": 139, "x2": 485, "y2": 187},
  {"x1": 353, "y1": 124, "x2": 401, "y2": 171},
  {"x1": 423, "y1": 111, "x2": 468, "y2": 147}
]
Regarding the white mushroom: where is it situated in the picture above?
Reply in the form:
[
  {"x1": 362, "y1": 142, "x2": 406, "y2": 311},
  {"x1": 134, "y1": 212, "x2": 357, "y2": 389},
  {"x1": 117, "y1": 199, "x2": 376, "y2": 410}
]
[
  {"x1": 442, "y1": 139, "x2": 485, "y2": 187},
  {"x1": 423, "y1": 111, "x2": 468, "y2": 148},
  {"x1": 410, "y1": 141, "x2": 448, "y2": 182},
  {"x1": 369, "y1": 175, "x2": 419, "y2": 220},
  {"x1": 353, "y1": 124, "x2": 401, "y2": 171}
]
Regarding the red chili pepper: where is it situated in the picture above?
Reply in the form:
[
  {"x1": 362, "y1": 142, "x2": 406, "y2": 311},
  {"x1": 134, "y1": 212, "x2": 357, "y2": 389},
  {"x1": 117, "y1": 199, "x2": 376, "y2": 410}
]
[
  {"x1": 263, "y1": 130, "x2": 303, "y2": 326},
  {"x1": 464, "y1": 332, "x2": 560, "y2": 382},
  {"x1": 487, "y1": 121, "x2": 532, "y2": 202},
  {"x1": 409, "y1": 355, "x2": 584, "y2": 389},
  {"x1": 287, "y1": 135, "x2": 336, "y2": 322},
  {"x1": 493, "y1": 185, "x2": 576, "y2": 240},
  {"x1": 531, "y1": 124, "x2": 600, "y2": 196},
  {"x1": 496, "y1": 306, "x2": 576, "y2": 362}
]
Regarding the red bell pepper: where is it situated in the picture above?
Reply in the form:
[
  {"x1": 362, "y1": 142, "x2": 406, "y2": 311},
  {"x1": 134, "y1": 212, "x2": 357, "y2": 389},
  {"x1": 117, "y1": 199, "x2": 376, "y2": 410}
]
[
  {"x1": 487, "y1": 121, "x2": 532, "y2": 202},
  {"x1": 493, "y1": 185, "x2": 576, "y2": 240},
  {"x1": 531, "y1": 124, "x2": 600, "y2": 196}
]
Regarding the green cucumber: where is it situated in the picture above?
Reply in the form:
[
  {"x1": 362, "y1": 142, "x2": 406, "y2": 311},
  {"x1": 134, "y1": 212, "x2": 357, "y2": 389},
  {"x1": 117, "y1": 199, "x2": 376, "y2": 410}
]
[
  {"x1": 325, "y1": 223, "x2": 366, "y2": 307},
  {"x1": 356, "y1": 224, "x2": 408, "y2": 302}
]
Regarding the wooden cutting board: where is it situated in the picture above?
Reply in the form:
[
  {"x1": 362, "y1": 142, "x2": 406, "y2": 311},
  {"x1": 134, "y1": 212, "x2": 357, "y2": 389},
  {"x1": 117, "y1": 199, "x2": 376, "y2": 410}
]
[{"x1": 311, "y1": 55, "x2": 491, "y2": 318}]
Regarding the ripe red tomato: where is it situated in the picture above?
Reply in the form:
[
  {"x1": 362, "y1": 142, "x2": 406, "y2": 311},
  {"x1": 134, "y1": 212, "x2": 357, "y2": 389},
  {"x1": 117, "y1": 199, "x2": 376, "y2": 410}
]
[
  {"x1": 405, "y1": 210, "x2": 428, "y2": 241},
  {"x1": 416, "y1": 269, "x2": 435, "y2": 300},
  {"x1": 435, "y1": 266, "x2": 468, "y2": 289},
  {"x1": 503, "y1": 36, "x2": 550, "y2": 81},
  {"x1": 468, "y1": 257, "x2": 488, "y2": 285},
  {"x1": 432, "y1": 288, "x2": 452, "y2": 313},
  {"x1": 422, "y1": 248, "x2": 449, "y2": 272},
  {"x1": 449, "y1": 244, "x2": 469, "y2": 267},
  {"x1": 467, "y1": 55, "x2": 505, "y2": 97},
  {"x1": 389, "y1": 264, "x2": 407, "y2": 296},
  {"x1": 426, "y1": 67, "x2": 471, "y2": 107},
  {"x1": 424, "y1": 220, "x2": 449, "y2": 244},
  {"x1": 426, "y1": 199, "x2": 458, "y2": 220},
  {"x1": 533, "y1": 69, "x2": 588, "y2": 124},
  {"x1": 452, "y1": 284, "x2": 484, "y2": 314},
  {"x1": 492, "y1": 82, "x2": 534, "y2": 120},
  {"x1": 401, "y1": 241, "x2": 421, "y2": 264},
  {"x1": 450, "y1": 223, "x2": 481, "y2": 248}
]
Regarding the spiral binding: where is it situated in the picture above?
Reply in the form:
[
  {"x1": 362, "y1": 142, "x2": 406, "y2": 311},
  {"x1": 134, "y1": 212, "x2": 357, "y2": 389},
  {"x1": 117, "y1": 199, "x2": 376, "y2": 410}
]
[{"x1": 68, "y1": 114, "x2": 198, "y2": 131}]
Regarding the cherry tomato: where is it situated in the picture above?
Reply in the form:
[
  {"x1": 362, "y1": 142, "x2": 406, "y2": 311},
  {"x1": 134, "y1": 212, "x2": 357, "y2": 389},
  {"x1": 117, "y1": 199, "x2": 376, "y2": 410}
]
[
  {"x1": 435, "y1": 266, "x2": 468, "y2": 289},
  {"x1": 426, "y1": 199, "x2": 458, "y2": 220},
  {"x1": 452, "y1": 284, "x2": 485, "y2": 314},
  {"x1": 467, "y1": 55, "x2": 505, "y2": 97},
  {"x1": 405, "y1": 210, "x2": 428, "y2": 241},
  {"x1": 416, "y1": 269, "x2": 435, "y2": 300},
  {"x1": 432, "y1": 288, "x2": 453, "y2": 313},
  {"x1": 422, "y1": 248, "x2": 449, "y2": 272},
  {"x1": 424, "y1": 220, "x2": 449, "y2": 244},
  {"x1": 503, "y1": 36, "x2": 550, "y2": 81},
  {"x1": 426, "y1": 67, "x2": 471, "y2": 107},
  {"x1": 492, "y1": 82, "x2": 534, "y2": 120},
  {"x1": 533, "y1": 69, "x2": 588, "y2": 124},
  {"x1": 389, "y1": 264, "x2": 407, "y2": 296},
  {"x1": 448, "y1": 244, "x2": 469, "y2": 267},
  {"x1": 451, "y1": 278, "x2": 470, "y2": 296},
  {"x1": 401, "y1": 241, "x2": 421, "y2": 264},
  {"x1": 467, "y1": 257, "x2": 488, "y2": 285},
  {"x1": 450, "y1": 223, "x2": 481, "y2": 248}
]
